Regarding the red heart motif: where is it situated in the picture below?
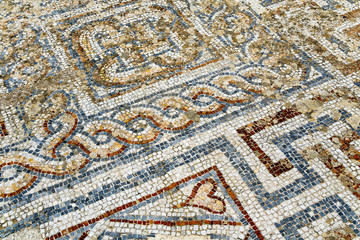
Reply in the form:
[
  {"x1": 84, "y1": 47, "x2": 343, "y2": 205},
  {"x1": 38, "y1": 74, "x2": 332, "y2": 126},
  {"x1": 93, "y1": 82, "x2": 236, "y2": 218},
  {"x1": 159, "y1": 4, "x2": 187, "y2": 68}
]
[{"x1": 174, "y1": 178, "x2": 226, "y2": 214}]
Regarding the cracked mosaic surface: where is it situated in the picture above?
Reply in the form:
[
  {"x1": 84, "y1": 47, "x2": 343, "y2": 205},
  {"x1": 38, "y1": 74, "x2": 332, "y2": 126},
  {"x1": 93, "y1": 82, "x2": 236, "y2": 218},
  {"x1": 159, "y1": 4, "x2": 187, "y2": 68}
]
[{"x1": 0, "y1": 0, "x2": 360, "y2": 239}]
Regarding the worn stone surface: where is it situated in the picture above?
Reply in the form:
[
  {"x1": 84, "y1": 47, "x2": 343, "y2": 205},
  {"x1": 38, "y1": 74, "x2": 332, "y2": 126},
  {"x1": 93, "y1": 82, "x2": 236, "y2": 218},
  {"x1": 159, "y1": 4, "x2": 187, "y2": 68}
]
[
  {"x1": 1, "y1": 0, "x2": 360, "y2": 239},
  {"x1": 2, "y1": 227, "x2": 43, "y2": 240}
]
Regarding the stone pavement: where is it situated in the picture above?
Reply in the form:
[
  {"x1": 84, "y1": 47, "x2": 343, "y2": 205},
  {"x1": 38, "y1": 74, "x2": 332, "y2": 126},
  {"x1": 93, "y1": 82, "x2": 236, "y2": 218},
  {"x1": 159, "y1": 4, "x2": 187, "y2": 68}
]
[{"x1": 0, "y1": 0, "x2": 360, "y2": 239}]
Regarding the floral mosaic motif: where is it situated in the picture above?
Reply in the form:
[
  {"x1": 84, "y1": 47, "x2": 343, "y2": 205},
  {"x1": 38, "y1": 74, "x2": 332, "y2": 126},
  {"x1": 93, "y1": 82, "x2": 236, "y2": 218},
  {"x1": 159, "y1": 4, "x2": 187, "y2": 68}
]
[
  {"x1": 1, "y1": 0, "x2": 360, "y2": 239},
  {"x1": 261, "y1": 0, "x2": 360, "y2": 75}
]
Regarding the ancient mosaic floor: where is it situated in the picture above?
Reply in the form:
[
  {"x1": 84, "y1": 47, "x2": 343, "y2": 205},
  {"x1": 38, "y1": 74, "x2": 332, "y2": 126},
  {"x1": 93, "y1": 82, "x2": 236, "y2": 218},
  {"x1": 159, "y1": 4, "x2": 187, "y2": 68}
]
[{"x1": 1, "y1": 0, "x2": 360, "y2": 239}]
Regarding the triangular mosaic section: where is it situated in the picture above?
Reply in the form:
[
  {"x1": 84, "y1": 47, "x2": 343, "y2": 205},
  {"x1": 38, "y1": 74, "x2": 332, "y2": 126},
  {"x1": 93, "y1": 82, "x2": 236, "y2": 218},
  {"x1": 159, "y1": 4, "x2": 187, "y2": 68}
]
[{"x1": 48, "y1": 166, "x2": 261, "y2": 240}]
